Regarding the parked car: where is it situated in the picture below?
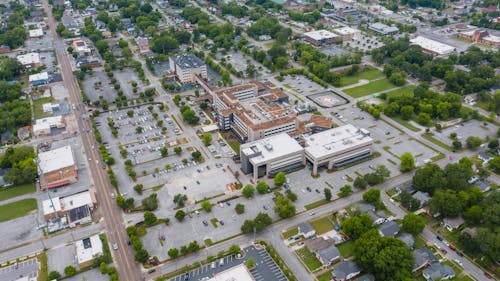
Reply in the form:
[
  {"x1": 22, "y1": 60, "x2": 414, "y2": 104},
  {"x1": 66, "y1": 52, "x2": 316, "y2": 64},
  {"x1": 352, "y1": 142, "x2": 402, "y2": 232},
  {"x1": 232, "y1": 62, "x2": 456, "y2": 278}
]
[
  {"x1": 203, "y1": 220, "x2": 208, "y2": 226},
  {"x1": 112, "y1": 243, "x2": 118, "y2": 250}
]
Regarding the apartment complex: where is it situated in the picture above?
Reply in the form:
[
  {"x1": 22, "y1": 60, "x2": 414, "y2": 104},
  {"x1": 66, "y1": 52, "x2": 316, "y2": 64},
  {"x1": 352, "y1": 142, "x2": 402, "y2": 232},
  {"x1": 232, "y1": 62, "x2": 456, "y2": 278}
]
[
  {"x1": 213, "y1": 83, "x2": 297, "y2": 142},
  {"x1": 169, "y1": 53, "x2": 207, "y2": 84},
  {"x1": 240, "y1": 125, "x2": 373, "y2": 178},
  {"x1": 37, "y1": 145, "x2": 77, "y2": 190}
]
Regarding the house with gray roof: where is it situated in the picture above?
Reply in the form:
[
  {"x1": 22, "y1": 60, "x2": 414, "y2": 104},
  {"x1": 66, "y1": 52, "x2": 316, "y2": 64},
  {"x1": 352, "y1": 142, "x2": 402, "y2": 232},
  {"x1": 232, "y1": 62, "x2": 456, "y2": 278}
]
[
  {"x1": 305, "y1": 237, "x2": 334, "y2": 252},
  {"x1": 315, "y1": 245, "x2": 340, "y2": 266},
  {"x1": 413, "y1": 248, "x2": 438, "y2": 272},
  {"x1": 413, "y1": 191, "x2": 431, "y2": 207},
  {"x1": 378, "y1": 221, "x2": 400, "y2": 237},
  {"x1": 358, "y1": 203, "x2": 375, "y2": 213},
  {"x1": 353, "y1": 274, "x2": 375, "y2": 281},
  {"x1": 422, "y1": 261, "x2": 455, "y2": 281},
  {"x1": 298, "y1": 222, "x2": 316, "y2": 239},
  {"x1": 332, "y1": 261, "x2": 362, "y2": 281},
  {"x1": 475, "y1": 180, "x2": 491, "y2": 193},
  {"x1": 398, "y1": 233, "x2": 415, "y2": 249},
  {"x1": 443, "y1": 217, "x2": 465, "y2": 231},
  {"x1": 367, "y1": 209, "x2": 387, "y2": 225}
]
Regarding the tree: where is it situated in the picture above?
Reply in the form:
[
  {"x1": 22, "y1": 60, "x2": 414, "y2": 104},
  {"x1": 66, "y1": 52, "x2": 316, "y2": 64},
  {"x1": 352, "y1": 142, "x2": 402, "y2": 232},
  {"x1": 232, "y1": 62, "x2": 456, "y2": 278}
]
[
  {"x1": 444, "y1": 162, "x2": 473, "y2": 191},
  {"x1": 401, "y1": 213, "x2": 426, "y2": 235},
  {"x1": 324, "y1": 188, "x2": 332, "y2": 201},
  {"x1": 48, "y1": 271, "x2": 61, "y2": 280},
  {"x1": 201, "y1": 200, "x2": 212, "y2": 212},
  {"x1": 463, "y1": 205, "x2": 483, "y2": 225},
  {"x1": 400, "y1": 105, "x2": 414, "y2": 120},
  {"x1": 354, "y1": 229, "x2": 414, "y2": 281},
  {"x1": 339, "y1": 185, "x2": 353, "y2": 197},
  {"x1": 174, "y1": 146, "x2": 182, "y2": 155},
  {"x1": 64, "y1": 266, "x2": 76, "y2": 277},
  {"x1": 400, "y1": 152, "x2": 415, "y2": 172},
  {"x1": 466, "y1": 136, "x2": 483, "y2": 149},
  {"x1": 188, "y1": 241, "x2": 199, "y2": 252},
  {"x1": 173, "y1": 194, "x2": 188, "y2": 207},
  {"x1": 488, "y1": 139, "x2": 499, "y2": 150},
  {"x1": 160, "y1": 147, "x2": 168, "y2": 157},
  {"x1": 274, "y1": 196, "x2": 296, "y2": 218},
  {"x1": 363, "y1": 188, "x2": 380, "y2": 203},
  {"x1": 134, "y1": 184, "x2": 143, "y2": 195},
  {"x1": 141, "y1": 193, "x2": 158, "y2": 211},
  {"x1": 354, "y1": 177, "x2": 367, "y2": 189},
  {"x1": 235, "y1": 203, "x2": 245, "y2": 214},
  {"x1": 175, "y1": 210, "x2": 186, "y2": 221},
  {"x1": 143, "y1": 211, "x2": 157, "y2": 226},
  {"x1": 453, "y1": 140, "x2": 462, "y2": 150},
  {"x1": 256, "y1": 181, "x2": 269, "y2": 194},
  {"x1": 242, "y1": 184, "x2": 255, "y2": 198},
  {"x1": 245, "y1": 257, "x2": 256, "y2": 268},
  {"x1": 488, "y1": 156, "x2": 500, "y2": 174},
  {"x1": 476, "y1": 227, "x2": 500, "y2": 262},
  {"x1": 191, "y1": 151, "x2": 202, "y2": 161},
  {"x1": 135, "y1": 249, "x2": 149, "y2": 263},
  {"x1": 201, "y1": 133, "x2": 212, "y2": 146},
  {"x1": 412, "y1": 163, "x2": 446, "y2": 194},
  {"x1": 136, "y1": 126, "x2": 143, "y2": 134},
  {"x1": 342, "y1": 214, "x2": 372, "y2": 240},
  {"x1": 228, "y1": 244, "x2": 241, "y2": 255},
  {"x1": 400, "y1": 190, "x2": 421, "y2": 211},
  {"x1": 429, "y1": 189, "x2": 464, "y2": 217},
  {"x1": 274, "y1": 172, "x2": 286, "y2": 187},
  {"x1": 254, "y1": 212, "x2": 272, "y2": 231},
  {"x1": 241, "y1": 219, "x2": 256, "y2": 233},
  {"x1": 168, "y1": 248, "x2": 179, "y2": 258}
]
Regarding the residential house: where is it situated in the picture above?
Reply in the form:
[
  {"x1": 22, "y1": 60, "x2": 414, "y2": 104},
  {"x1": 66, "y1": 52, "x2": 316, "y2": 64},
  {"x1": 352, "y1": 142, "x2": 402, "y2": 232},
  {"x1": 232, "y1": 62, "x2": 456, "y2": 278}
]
[
  {"x1": 305, "y1": 237, "x2": 335, "y2": 253},
  {"x1": 332, "y1": 260, "x2": 362, "y2": 281},
  {"x1": 367, "y1": 209, "x2": 387, "y2": 225},
  {"x1": 422, "y1": 261, "x2": 455, "y2": 281},
  {"x1": 315, "y1": 245, "x2": 340, "y2": 266},
  {"x1": 475, "y1": 180, "x2": 491, "y2": 193},
  {"x1": 353, "y1": 274, "x2": 375, "y2": 281},
  {"x1": 478, "y1": 151, "x2": 493, "y2": 164},
  {"x1": 443, "y1": 217, "x2": 465, "y2": 231},
  {"x1": 413, "y1": 191, "x2": 431, "y2": 207},
  {"x1": 378, "y1": 221, "x2": 400, "y2": 237},
  {"x1": 398, "y1": 233, "x2": 415, "y2": 248},
  {"x1": 413, "y1": 248, "x2": 438, "y2": 272},
  {"x1": 298, "y1": 222, "x2": 316, "y2": 239}
]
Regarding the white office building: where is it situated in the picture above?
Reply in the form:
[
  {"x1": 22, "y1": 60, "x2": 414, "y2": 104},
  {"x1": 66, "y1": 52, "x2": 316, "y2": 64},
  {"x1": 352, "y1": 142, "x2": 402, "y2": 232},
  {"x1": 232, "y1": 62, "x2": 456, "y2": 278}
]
[{"x1": 169, "y1": 53, "x2": 207, "y2": 84}]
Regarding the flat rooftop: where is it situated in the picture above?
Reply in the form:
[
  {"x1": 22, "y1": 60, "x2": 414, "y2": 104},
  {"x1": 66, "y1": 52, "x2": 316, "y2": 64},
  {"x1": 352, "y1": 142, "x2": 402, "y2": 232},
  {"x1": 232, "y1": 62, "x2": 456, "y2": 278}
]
[
  {"x1": 208, "y1": 264, "x2": 255, "y2": 281},
  {"x1": 304, "y1": 124, "x2": 372, "y2": 158},
  {"x1": 332, "y1": 26, "x2": 359, "y2": 35},
  {"x1": 369, "y1": 22, "x2": 399, "y2": 33},
  {"x1": 60, "y1": 190, "x2": 93, "y2": 211},
  {"x1": 170, "y1": 53, "x2": 205, "y2": 69},
  {"x1": 303, "y1": 29, "x2": 338, "y2": 40},
  {"x1": 410, "y1": 36, "x2": 455, "y2": 55},
  {"x1": 37, "y1": 145, "x2": 75, "y2": 174},
  {"x1": 241, "y1": 133, "x2": 303, "y2": 165},
  {"x1": 76, "y1": 234, "x2": 103, "y2": 264}
]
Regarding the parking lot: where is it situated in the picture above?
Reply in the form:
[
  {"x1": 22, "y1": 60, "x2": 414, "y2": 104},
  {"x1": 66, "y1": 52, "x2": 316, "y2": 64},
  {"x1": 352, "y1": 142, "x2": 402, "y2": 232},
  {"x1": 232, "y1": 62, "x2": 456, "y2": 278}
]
[
  {"x1": 47, "y1": 243, "x2": 78, "y2": 273},
  {"x1": 168, "y1": 245, "x2": 287, "y2": 281},
  {"x1": 282, "y1": 75, "x2": 325, "y2": 94},
  {"x1": 113, "y1": 68, "x2": 147, "y2": 98},
  {"x1": 0, "y1": 258, "x2": 38, "y2": 281},
  {"x1": 432, "y1": 119, "x2": 498, "y2": 147},
  {"x1": 215, "y1": 51, "x2": 250, "y2": 74},
  {"x1": 81, "y1": 70, "x2": 116, "y2": 102}
]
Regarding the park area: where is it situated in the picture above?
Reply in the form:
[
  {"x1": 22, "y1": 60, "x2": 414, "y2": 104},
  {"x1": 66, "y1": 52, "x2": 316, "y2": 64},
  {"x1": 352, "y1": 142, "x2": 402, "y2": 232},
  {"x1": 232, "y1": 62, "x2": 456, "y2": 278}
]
[
  {"x1": 338, "y1": 67, "x2": 384, "y2": 87},
  {"x1": 343, "y1": 78, "x2": 398, "y2": 98},
  {"x1": 0, "y1": 198, "x2": 37, "y2": 222}
]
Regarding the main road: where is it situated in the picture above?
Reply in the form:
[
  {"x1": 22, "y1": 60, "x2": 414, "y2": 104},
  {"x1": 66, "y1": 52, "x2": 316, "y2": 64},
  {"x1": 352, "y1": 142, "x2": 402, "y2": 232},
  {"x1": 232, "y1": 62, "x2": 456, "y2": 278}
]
[{"x1": 41, "y1": 1, "x2": 141, "y2": 280}]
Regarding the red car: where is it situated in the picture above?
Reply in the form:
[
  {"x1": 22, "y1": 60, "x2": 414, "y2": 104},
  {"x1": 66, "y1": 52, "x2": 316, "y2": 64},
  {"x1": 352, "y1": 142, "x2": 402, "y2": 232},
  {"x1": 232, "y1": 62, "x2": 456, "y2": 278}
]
[
  {"x1": 448, "y1": 245, "x2": 456, "y2": 251},
  {"x1": 484, "y1": 273, "x2": 492, "y2": 279}
]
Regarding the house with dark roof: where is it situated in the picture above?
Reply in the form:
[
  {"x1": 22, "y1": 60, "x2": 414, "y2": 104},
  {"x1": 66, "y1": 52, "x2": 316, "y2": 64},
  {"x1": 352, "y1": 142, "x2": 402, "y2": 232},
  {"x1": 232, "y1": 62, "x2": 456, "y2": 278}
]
[
  {"x1": 398, "y1": 233, "x2": 415, "y2": 249},
  {"x1": 378, "y1": 221, "x2": 400, "y2": 237},
  {"x1": 298, "y1": 222, "x2": 316, "y2": 239},
  {"x1": 315, "y1": 245, "x2": 340, "y2": 266},
  {"x1": 422, "y1": 261, "x2": 455, "y2": 281},
  {"x1": 332, "y1": 261, "x2": 362, "y2": 281},
  {"x1": 305, "y1": 237, "x2": 334, "y2": 252},
  {"x1": 358, "y1": 202, "x2": 375, "y2": 213},
  {"x1": 443, "y1": 217, "x2": 465, "y2": 231},
  {"x1": 478, "y1": 151, "x2": 493, "y2": 164},
  {"x1": 353, "y1": 274, "x2": 375, "y2": 281},
  {"x1": 413, "y1": 248, "x2": 438, "y2": 272},
  {"x1": 367, "y1": 209, "x2": 387, "y2": 225},
  {"x1": 475, "y1": 180, "x2": 491, "y2": 193}
]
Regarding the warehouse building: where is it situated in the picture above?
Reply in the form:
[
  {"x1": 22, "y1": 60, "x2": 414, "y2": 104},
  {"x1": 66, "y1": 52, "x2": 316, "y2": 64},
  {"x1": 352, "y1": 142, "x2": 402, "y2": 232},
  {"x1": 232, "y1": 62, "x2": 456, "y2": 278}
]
[
  {"x1": 76, "y1": 234, "x2": 103, "y2": 268},
  {"x1": 37, "y1": 145, "x2": 77, "y2": 190},
  {"x1": 410, "y1": 36, "x2": 456, "y2": 56},
  {"x1": 240, "y1": 133, "x2": 304, "y2": 179},
  {"x1": 17, "y1": 52, "x2": 41, "y2": 69},
  {"x1": 303, "y1": 30, "x2": 338, "y2": 46},
  {"x1": 169, "y1": 53, "x2": 207, "y2": 84},
  {"x1": 303, "y1": 124, "x2": 373, "y2": 175},
  {"x1": 369, "y1": 22, "x2": 399, "y2": 35}
]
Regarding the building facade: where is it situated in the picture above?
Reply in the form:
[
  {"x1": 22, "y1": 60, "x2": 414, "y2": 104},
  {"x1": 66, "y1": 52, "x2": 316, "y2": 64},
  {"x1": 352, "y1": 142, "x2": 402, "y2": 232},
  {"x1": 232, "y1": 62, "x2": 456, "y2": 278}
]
[
  {"x1": 169, "y1": 53, "x2": 207, "y2": 84},
  {"x1": 38, "y1": 145, "x2": 77, "y2": 189},
  {"x1": 303, "y1": 30, "x2": 338, "y2": 46}
]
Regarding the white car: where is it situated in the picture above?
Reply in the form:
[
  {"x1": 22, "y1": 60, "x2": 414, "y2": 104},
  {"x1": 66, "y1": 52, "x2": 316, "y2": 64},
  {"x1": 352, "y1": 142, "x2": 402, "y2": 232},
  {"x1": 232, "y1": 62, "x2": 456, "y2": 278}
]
[
  {"x1": 111, "y1": 193, "x2": 116, "y2": 199},
  {"x1": 112, "y1": 243, "x2": 118, "y2": 250}
]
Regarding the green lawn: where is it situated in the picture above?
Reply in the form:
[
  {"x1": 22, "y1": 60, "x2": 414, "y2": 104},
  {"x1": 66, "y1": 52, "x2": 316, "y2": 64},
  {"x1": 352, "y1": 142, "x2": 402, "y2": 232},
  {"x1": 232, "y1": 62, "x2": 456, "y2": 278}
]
[
  {"x1": 282, "y1": 227, "x2": 298, "y2": 239},
  {"x1": 304, "y1": 199, "x2": 329, "y2": 210},
  {"x1": 33, "y1": 97, "x2": 55, "y2": 119},
  {"x1": 414, "y1": 236, "x2": 426, "y2": 249},
  {"x1": 384, "y1": 85, "x2": 417, "y2": 98},
  {"x1": 317, "y1": 271, "x2": 333, "y2": 281},
  {"x1": 0, "y1": 183, "x2": 36, "y2": 202},
  {"x1": 337, "y1": 240, "x2": 355, "y2": 258},
  {"x1": 339, "y1": 67, "x2": 384, "y2": 87},
  {"x1": 296, "y1": 247, "x2": 322, "y2": 271},
  {"x1": 309, "y1": 216, "x2": 334, "y2": 235},
  {"x1": 422, "y1": 133, "x2": 454, "y2": 152},
  {"x1": 228, "y1": 141, "x2": 240, "y2": 153},
  {"x1": 343, "y1": 79, "x2": 398, "y2": 98},
  {"x1": 0, "y1": 198, "x2": 37, "y2": 222}
]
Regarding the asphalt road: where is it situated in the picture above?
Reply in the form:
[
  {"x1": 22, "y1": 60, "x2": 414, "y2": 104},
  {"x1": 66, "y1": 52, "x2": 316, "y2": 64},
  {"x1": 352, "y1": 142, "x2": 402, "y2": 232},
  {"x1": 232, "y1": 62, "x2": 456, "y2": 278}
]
[{"x1": 41, "y1": 1, "x2": 141, "y2": 280}]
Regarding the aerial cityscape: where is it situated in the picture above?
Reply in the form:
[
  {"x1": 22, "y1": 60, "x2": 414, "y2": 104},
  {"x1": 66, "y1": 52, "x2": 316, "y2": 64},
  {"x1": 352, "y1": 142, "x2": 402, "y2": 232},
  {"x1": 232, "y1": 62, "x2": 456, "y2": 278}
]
[{"x1": 0, "y1": 0, "x2": 498, "y2": 280}]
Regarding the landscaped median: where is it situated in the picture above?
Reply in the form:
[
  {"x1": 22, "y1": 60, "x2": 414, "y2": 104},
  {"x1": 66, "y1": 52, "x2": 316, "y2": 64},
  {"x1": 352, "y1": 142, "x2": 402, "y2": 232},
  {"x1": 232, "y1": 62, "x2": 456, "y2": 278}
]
[{"x1": 0, "y1": 198, "x2": 37, "y2": 222}]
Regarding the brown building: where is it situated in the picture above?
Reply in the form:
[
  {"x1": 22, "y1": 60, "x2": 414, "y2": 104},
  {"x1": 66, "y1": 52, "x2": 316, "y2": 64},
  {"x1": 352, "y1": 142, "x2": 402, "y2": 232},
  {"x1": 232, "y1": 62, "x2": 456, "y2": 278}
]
[
  {"x1": 38, "y1": 145, "x2": 77, "y2": 190},
  {"x1": 458, "y1": 29, "x2": 500, "y2": 47}
]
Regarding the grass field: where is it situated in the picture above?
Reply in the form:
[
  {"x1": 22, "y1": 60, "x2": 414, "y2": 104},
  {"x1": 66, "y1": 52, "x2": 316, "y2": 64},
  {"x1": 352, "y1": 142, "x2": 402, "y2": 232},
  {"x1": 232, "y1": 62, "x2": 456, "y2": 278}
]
[
  {"x1": 317, "y1": 271, "x2": 333, "y2": 281},
  {"x1": 0, "y1": 183, "x2": 36, "y2": 202},
  {"x1": 0, "y1": 198, "x2": 37, "y2": 222},
  {"x1": 295, "y1": 247, "x2": 322, "y2": 271},
  {"x1": 384, "y1": 85, "x2": 417, "y2": 97},
  {"x1": 343, "y1": 79, "x2": 397, "y2": 98},
  {"x1": 337, "y1": 240, "x2": 355, "y2": 258},
  {"x1": 304, "y1": 199, "x2": 329, "y2": 210},
  {"x1": 33, "y1": 97, "x2": 55, "y2": 119},
  {"x1": 282, "y1": 227, "x2": 298, "y2": 239},
  {"x1": 309, "y1": 216, "x2": 334, "y2": 235},
  {"x1": 228, "y1": 141, "x2": 240, "y2": 153},
  {"x1": 339, "y1": 67, "x2": 384, "y2": 87},
  {"x1": 422, "y1": 133, "x2": 454, "y2": 152}
]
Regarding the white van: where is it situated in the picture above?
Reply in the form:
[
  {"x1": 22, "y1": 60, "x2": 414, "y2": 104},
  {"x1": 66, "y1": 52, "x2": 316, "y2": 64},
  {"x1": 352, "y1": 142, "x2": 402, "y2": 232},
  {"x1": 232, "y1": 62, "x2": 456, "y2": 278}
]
[{"x1": 219, "y1": 259, "x2": 224, "y2": 267}]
